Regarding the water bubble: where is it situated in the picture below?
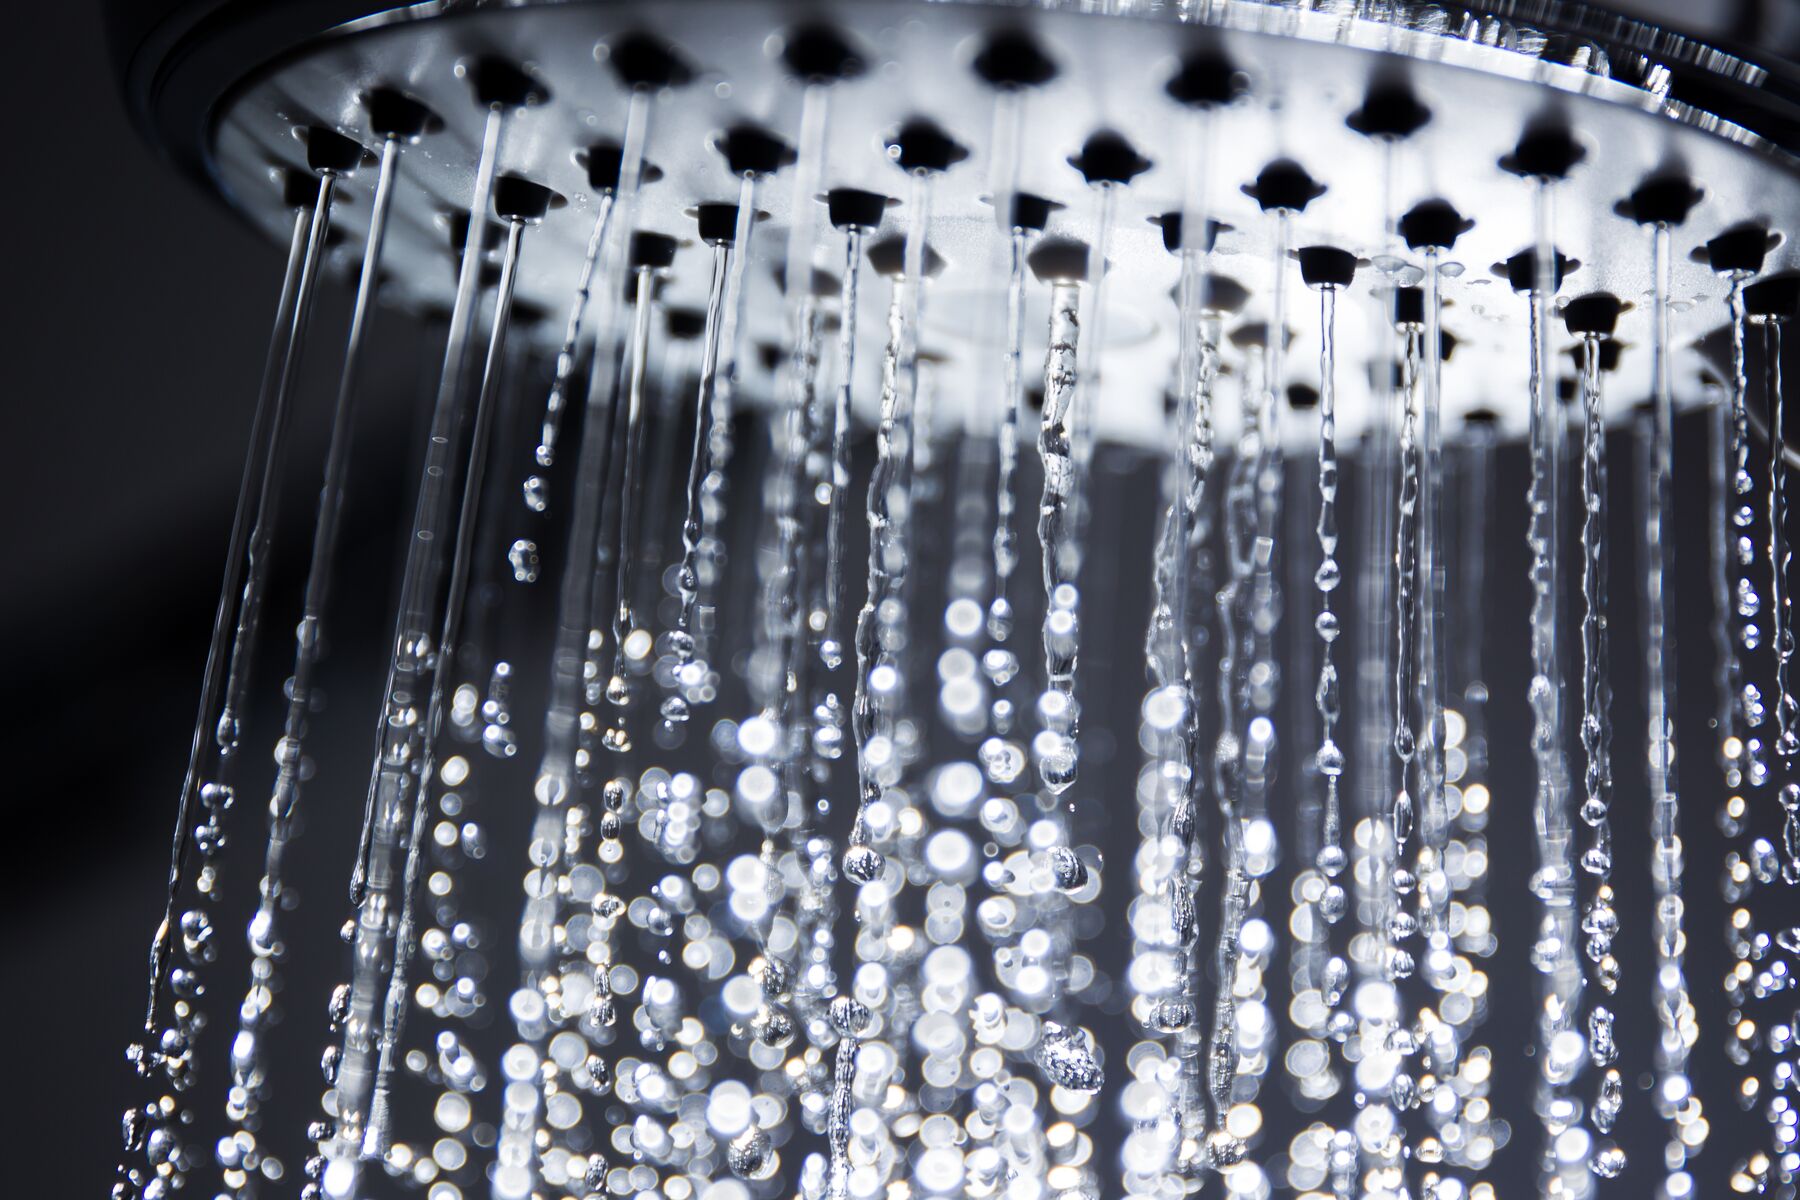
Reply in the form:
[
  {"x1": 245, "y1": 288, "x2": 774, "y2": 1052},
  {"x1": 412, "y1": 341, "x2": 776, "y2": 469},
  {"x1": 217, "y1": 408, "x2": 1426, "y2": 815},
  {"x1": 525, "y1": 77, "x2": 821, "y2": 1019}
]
[
  {"x1": 728, "y1": 1126, "x2": 775, "y2": 1180},
  {"x1": 979, "y1": 738, "x2": 1026, "y2": 783},
  {"x1": 830, "y1": 995, "x2": 872, "y2": 1037},
  {"x1": 1588, "y1": 1006, "x2": 1617, "y2": 1065},
  {"x1": 750, "y1": 1004, "x2": 796, "y2": 1049},
  {"x1": 1150, "y1": 999, "x2": 1194, "y2": 1031},
  {"x1": 1205, "y1": 1131, "x2": 1247, "y2": 1167},
  {"x1": 1035, "y1": 1021, "x2": 1103, "y2": 1092},
  {"x1": 987, "y1": 598, "x2": 1015, "y2": 641},
  {"x1": 583, "y1": 1155, "x2": 609, "y2": 1191},
  {"x1": 328, "y1": 983, "x2": 351, "y2": 1027},
  {"x1": 1392, "y1": 1073, "x2": 1418, "y2": 1109},
  {"x1": 1591, "y1": 1144, "x2": 1627, "y2": 1177},
  {"x1": 1323, "y1": 957, "x2": 1349, "y2": 1005},
  {"x1": 842, "y1": 843, "x2": 885, "y2": 884},
  {"x1": 1316, "y1": 740, "x2": 1345, "y2": 778},
  {"x1": 507, "y1": 538, "x2": 540, "y2": 583},
  {"x1": 1048, "y1": 845, "x2": 1087, "y2": 892},
  {"x1": 180, "y1": 910, "x2": 215, "y2": 959},
  {"x1": 1319, "y1": 884, "x2": 1347, "y2": 924}
]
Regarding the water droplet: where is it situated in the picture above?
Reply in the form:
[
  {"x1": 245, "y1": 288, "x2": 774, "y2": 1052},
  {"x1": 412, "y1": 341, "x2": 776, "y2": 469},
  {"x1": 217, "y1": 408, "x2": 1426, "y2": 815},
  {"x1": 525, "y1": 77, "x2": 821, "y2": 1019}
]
[
  {"x1": 508, "y1": 538, "x2": 540, "y2": 583},
  {"x1": 728, "y1": 1126, "x2": 775, "y2": 1180},
  {"x1": 1048, "y1": 845, "x2": 1087, "y2": 892},
  {"x1": 842, "y1": 843, "x2": 884, "y2": 884},
  {"x1": 1035, "y1": 1021, "x2": 1103, "y2": 1092}
]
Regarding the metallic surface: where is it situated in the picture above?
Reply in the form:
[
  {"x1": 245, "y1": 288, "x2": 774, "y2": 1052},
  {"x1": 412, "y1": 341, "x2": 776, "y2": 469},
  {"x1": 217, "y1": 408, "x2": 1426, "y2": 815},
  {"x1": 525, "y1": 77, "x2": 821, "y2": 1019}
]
[{"x1": 203, "y1": 0, "x2": 1800, "y2": 445}]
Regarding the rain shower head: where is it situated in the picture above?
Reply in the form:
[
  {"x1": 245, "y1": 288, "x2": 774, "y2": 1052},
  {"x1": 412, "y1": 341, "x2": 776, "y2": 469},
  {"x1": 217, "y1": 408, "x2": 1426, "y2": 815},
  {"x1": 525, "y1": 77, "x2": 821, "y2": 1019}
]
[
  {"x1": 108, "y1": 0, "x2": 1800, "y2": 443},
  {"x1": 103, "y1": 2, "x2": 1800, "y2": 1199}
]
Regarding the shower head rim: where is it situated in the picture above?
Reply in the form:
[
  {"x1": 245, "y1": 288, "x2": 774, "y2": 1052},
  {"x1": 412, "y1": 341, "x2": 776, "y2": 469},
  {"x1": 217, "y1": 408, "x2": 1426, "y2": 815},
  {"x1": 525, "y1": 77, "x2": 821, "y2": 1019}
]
[{"x1": 108, "y1": 0, "x2": 1800, "y2": 201}]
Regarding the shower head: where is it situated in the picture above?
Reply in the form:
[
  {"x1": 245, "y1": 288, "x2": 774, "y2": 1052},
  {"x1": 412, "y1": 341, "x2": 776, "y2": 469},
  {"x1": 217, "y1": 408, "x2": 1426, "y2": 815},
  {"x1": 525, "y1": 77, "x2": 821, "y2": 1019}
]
[
  {"x1": 103, "y1": 3, "x2": 1800, "y2": 1200},
  {"x1": 110, "y1": 0, "x2": 1800, "y2": 445}
]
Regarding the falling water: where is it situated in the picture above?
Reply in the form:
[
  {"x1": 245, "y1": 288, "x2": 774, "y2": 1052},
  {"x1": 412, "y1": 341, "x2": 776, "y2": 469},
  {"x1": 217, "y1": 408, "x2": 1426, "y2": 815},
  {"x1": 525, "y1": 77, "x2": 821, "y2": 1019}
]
[
  {"x1": 1710, "y1": 377, "x2": 1764, "y2": 1119},
  {"x1": 1170, "y1": 314, "x2": 1220, "y2": 1168},
  {"x1": 1725, "y1": 278, "x2": 1776, "y2": 812},
  {"x1": 799, "y1": 405, "x2": 857, "y2": 1111},
  {"x1": 316, "y1": 102, "x2": 497, "y2": 1172},
  {"x1": 527, "y1": 119, "x2": 627, "y2": 499},
  {"x1": 1451, "y1": 413, "x2": 1501, "y2": 1184},
  {"x1": 1222, "y1": 211, "x2": 1290, "y2": 1160},
  {"x1": 486, "y1": 100, "x2": 716, "y2": 1183},
  {"x1": 1387, "y1": 296, "x2": 1429, "y2": 1193},
  {"x1": 694, "y1": 177, "x2": 762, "y2": 685},
  {"x1": 358, "y1": 205, "x2": 529, "y2": 1173},
  {"x1": 105, "y1": 17, "x2": 1800, "y2": 1200},
  {"x1": 345, "y1": 103, "x2": 501, "y2": 904},
  {"x1": 1164, "y1": 131, "x2": 1222, "y2": 1176},
  {"x1": 1767, "y1": 316, "x2": 1797, "y2": 866},
  {"x1": 1281, "y1": 384, "x2": 1329, "y2": 1099},
  {"x1": 1196, "y1": 220, "x2": 1287, "y2": 1174},
  {"x1": 749, "y1": 283, "x2": 822, "y2": 763},
  {"x1": 1065, "y1": 183, "x2": 1114, "y2": 564},
  {"x1": 766, "y1": 285, "x2": 844, "y2": 1174},
  {"x1": 939, "y1": 440, "x2": 995, "y2": 743},
  {"x1": 391, "y1": 336, "x2": 525, "y2": 1189},
  {"x1": 989, "y1": 217, "x2": 1033, "y2": 646},
  {"x1": 740, "y1": 103, "x2": 854, "y2": 1188},
  {"x1": 1032, "y1": 202, "x2": 1107, "y2": 804},
  {"x1": 1205, "y1": 352, "x2": 1258, "y2": 1169},
  {"x1": 664, "y1": 231, "x2": 733, "y2": 726},
  {"x1": 1347, "y1": 137, "x2": 1407, "y2": 1195},
  {"x1": 835, "y1": 172, "x2": 932, "y2": 1199},
  {"x1": 975, "y1": 210, "x2": 1037, "y2": 789},
  {"x1": 751, "y1": 82, "x2": 831, "y2": 773},
  {"x1": 1642, "y1": 222, "x2": 1700, "y2": 1196},
  {"x1": 1522, "y1": 182, "x2": 1584, "y2": 1197},
  {"x1": 1715, "y1": 270, "x2": 1760, "y2": 1134},
  {"x1": 1014, "y1": 222, "x2": 1111, "y2": 1109},
  {"x1": 1035, "y1": 266, "x2": 1085, "y2": 800},
  {"x1": 843, "y1": 191, "x2": 926, "y2": 874},
  {"x1": 822, "y1": 220, "x2": 868, "y2": 674},
  {"x1": 1311, "y1": 277, "x2": 1349, "y2": 981},
  {"x1": 601, "y1": 258, "x2": 664, "y2": 748},
  {"x1": 501, "y1": 118, "x2": 649, "y2": 1117},
  {"x1": 1414, "y1": 249, "x2": 1459, "y2": 1140},
  {"x1": 1753, "y1": 307, "x2": 1798, "y2": 1189},
  {"x1": 223, "y1": 134, "x2": 403, "y2": 1193},
  {"x1": 1392, "y1": 314, "x2": 1421, "y2": 881},
  {"x1": 1575, "y1": 330, "x2": 1625, "y2": 1171},
  {"x1": 1025, "y1": 206, "x2": 1107, "y2": 1174},
  {"x1": 118, "y1": 165, "x2": 339, "y2": 1200},
  {"x1": 1131, "y1": 155, "x2": 1220, "y2": 1178},
  {"x1": 1290, "y1": 260, "x2": 1353, "y2": 1192}
]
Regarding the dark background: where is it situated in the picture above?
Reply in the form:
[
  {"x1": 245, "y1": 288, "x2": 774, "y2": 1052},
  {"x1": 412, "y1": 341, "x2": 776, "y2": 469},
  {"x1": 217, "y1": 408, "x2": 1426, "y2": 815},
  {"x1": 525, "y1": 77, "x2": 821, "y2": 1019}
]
[{"x1": 8, "y1": 1, "x2": 1800, "y2": 1197}]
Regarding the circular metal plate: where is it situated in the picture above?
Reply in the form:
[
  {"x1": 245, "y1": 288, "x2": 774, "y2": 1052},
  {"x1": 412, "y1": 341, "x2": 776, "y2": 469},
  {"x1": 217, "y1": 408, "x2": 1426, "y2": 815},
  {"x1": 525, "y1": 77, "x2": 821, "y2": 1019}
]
[{"x1": 210, "y1": 0, "x2": 1800, "y2": 445}]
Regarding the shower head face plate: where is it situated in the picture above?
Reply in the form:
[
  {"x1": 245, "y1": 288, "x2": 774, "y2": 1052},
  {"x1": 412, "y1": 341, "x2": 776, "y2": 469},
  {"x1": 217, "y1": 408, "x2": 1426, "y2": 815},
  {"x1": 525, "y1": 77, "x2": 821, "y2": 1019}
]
[{"x1": 210, "y1": 0, "x2": 1800, "y2": 447}]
